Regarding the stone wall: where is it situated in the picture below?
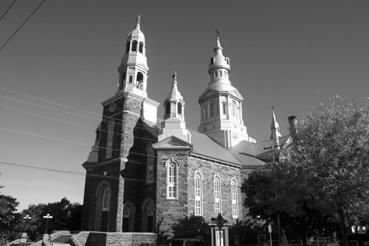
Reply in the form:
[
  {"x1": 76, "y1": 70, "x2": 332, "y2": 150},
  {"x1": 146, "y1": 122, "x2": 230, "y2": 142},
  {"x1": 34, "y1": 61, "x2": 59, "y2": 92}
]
[
  {"x1": 155, "y1": 149, "x2": 189, "y2": 237},
  {"x1": 187, "y1": 156, "x2": 243, "y2": 223},
  {"x1": 71, "y1": 232, "x2": 156, "y2": 246}
]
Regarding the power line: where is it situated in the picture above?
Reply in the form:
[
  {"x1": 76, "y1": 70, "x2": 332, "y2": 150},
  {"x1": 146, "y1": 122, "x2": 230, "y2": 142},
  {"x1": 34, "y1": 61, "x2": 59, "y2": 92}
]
[
  {"x1": 0, "y1": 104, "x2": 158, "y2": 143},
  {"x1": 0, "y1": 87, "x2": 100, "y2": 117},
  {"x1": 0, "y1": 0, "x2": 46, "y2": 52},
  {"x1": 0, "y1": 160, "x2": 148, "y2": 182},
  {"x1": 0, "y1": 0, "x2": 16, "y2": 23}
]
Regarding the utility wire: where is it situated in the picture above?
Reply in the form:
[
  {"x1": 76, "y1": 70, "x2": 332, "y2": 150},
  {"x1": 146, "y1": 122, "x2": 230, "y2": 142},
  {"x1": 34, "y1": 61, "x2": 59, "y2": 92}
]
[
  {"x1": 0, "y1": 87, "x2": 100, "y2": 117},
  {"x1": 0, "y1": 160, "x2": 149, "y2": 182},
  {"x1": 0, "y1": 0, "x2": 46, "y2": 52},
  {"x1": 0, "y1": 87, "x2": 164, "y2": 129},
  {"x1": 0, "y1": 104, "x2": 158, "y2": 143},
  {"x1": 0, "y1": 0, "x2": 16, "y2": 22}
]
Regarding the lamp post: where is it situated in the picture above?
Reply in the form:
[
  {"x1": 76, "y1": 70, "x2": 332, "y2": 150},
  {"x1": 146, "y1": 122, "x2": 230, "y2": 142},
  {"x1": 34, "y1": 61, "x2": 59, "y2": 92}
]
[{"x1": 43, "y1": 214, "x2": 53, "y2": 234}]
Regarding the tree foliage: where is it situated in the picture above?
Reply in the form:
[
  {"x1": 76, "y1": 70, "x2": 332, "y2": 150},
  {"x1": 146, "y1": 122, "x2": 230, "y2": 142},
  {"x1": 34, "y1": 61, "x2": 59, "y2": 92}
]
[
  {"x1": 0, "y1": 194, "x2": 19, "y2": 241},
  {"x1": 243, "y1": 97, "x2": 369, "y2": 246}
]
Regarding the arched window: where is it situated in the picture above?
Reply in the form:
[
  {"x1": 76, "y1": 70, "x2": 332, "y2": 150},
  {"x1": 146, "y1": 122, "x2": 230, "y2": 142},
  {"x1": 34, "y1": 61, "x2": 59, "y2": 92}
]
[
  {"x1": 232, "y1": 100, "x2": 238, "y2": 118},
  {"x1": 136, "y1": 72, "x2": 144, "y2": 89},
  {"x1": 214, "y1": 175, "x2": 221, "y2": 214},
  {"x1": 105, "y1": 119, "x2": 115, "y2": 159},
  {"x1": 194, "y1": 171, "x2": 203, "y2": 216},
  {"x1": 139, "y1": 41, "x2": 144, "y2": 53},
  {"x1": 231, "y1": 178, "x2": 238, "y2": 218},
  {"x1": 129, "y1": 75, "x2": 133, "y2": 83},
  {"x1": 166, "y1": 158, "x2": 178, "y2": 199},
  {"x1": 146, "y1": 146, "x2": 155, "y2": 184},
  {"x1": 177, "y1": 102, "x2": 182, "y2": 115},
  {"x1": 95, "y1": 181, "x2": 111, "y2": 231},
  {"x1": 142, "y1": 198, "x2": 155, "y2": 232},
  {"x1": 210, "y1": 58, "x2": 214, "y2": 65},
  {"x1": 219, "y1": 70, "x2": 223, "y2": 77},
  {"x1": 126, "y1": 41, "x2": 130, "y2": 54},
  {"x1": 102, "y1": 187, "x2": 111, "y2": 211},
  {"x1": 132, "y1": 40, "x2": 138, "y2": 52},
  {"x1": 226, "y1": 58, "x2": 230, "y2": 65}
]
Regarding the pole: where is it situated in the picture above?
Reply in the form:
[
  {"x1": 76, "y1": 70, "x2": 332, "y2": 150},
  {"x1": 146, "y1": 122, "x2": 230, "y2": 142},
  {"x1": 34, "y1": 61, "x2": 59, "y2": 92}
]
[
  {"x1": 277, "y1": 213, "x2": 281, "y2": 246},
  {"x1": 43, "y1": 214, "x2": 53, "y2": 234},
  {"x1": 268, "y1": 224, "x2": 273, "y2": 246}
]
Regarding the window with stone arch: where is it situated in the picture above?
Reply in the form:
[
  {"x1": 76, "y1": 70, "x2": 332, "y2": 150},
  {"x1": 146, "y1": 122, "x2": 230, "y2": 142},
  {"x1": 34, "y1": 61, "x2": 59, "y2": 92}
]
[
  {"x1": 146, "y1": 146, "x2": 155, "y2": 184},
  {"x1": 232, "y1": 100, "x2": 238, "y2": 118},
  {"x1": 102, "y1": 186, "x2": 111, "y2": 211},
  {"x1": 194, "y1": 171, "x2": 203, "y2": 216},
  {"x1": 209, "y1": 101, "x2": 214, "y2": 117},
  {"x1": 231, "y1": 177, "x2": 238, "y2": 218},
  {"x1": 166, "y1": 158, "x2": 178, "y2": 199},
  {"x1": 105, "y1": 119, "x2": 115, "y2": 159},
  {"x1": 214, "y1": 175, "x2": 222, "y2": 214},
  {"x1": 95, "y1": 181, "x2": 111, "y2": 231}
]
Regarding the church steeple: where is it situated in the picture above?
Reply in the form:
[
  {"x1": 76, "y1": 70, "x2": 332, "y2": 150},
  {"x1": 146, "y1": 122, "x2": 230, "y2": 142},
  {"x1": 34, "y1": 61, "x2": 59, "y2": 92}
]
[
  {"x1": 271, "y1": 107, "x2": 282, "y2": 149},
  {"x1": 198, "y1": 31, "x2": 255, "y2": 148},
  {"x1": 117, "y1": 14, "x2": 148, "y2": 98},
  {"x1": 158, "y1": 72, "x2": 191, "y2": 143}
]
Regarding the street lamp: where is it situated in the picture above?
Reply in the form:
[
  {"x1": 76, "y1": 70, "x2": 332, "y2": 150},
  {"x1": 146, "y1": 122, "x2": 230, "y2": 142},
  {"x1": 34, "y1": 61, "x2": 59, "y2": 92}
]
[{"x1": 43, "y1": 214, "x2": 53, "y2": 234}]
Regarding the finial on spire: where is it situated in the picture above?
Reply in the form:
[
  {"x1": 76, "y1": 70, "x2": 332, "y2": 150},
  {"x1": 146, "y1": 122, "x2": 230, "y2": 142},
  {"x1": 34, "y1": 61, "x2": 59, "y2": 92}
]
[
  {"x1": 215, "y1": 29, "x2": 221, "y2": 48},
  {"x1": 172, "y1": 71, "x2": 177, "y2": 81},
  {"x1": 136, "y1": 14, "x2": 141, "y2": 29}
]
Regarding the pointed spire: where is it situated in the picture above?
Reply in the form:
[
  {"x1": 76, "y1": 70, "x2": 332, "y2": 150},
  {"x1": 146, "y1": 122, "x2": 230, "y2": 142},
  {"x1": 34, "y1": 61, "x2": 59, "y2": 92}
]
[
  {"x1": 169, "y1": 71, "x2": 183, "y2": 100},
  {"x1": 136, "y1": 14, "x2": 141, "y2": 29},
  {"x1": 215, "y1": 29, "x2": 222, "y2": 48},
  {"x1": 271, "y1": 106, "x2": 282, "y2": 142}
]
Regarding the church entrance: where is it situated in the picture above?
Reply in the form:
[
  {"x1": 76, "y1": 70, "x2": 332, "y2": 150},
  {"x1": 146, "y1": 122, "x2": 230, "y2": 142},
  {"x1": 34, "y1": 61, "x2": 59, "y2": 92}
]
[{"x1": 122, "y1": 202, "x2": 135, "y2": 232}]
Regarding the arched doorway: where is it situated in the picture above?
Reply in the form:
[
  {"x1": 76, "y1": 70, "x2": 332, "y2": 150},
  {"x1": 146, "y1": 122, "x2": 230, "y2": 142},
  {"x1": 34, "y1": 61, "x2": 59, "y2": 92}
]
[
  {"x1": 95, "y1": 181, "x2": 111, "y2": 231},
  {"x1": 122, "y1": 201, "x2": 135, "y2": 232},
  {"x1": 142, "y1": 198, "x2": 155, "y2": 232}
]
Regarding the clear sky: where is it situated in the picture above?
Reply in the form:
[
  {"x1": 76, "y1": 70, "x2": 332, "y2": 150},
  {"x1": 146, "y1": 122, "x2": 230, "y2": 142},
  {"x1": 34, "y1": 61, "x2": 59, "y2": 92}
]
[{"x1": 0, "y1": 0, "x2": 368, "y2": 211}]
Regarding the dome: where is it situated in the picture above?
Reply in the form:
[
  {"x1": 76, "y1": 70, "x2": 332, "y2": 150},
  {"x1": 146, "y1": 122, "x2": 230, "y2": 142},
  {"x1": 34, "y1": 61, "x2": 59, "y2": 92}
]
[
  {"x1": 208, "y1": 36, "x2": 230, "y2": 73},
  {"x1": 127, "y1": 15, "x2": 145, "y2": 42}
]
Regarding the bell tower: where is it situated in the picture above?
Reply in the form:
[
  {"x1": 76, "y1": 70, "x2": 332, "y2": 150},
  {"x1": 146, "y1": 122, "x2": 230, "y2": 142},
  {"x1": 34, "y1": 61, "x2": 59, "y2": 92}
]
[
  {"x1": 117, "y1": 14, "x2": 148, "y2": 98},
  {"x1": 158, "y1": 72, "x2": 191, "y2": 143},
  {"x1": 198, "y1": 31, "x2": 255, "y2": 148}
]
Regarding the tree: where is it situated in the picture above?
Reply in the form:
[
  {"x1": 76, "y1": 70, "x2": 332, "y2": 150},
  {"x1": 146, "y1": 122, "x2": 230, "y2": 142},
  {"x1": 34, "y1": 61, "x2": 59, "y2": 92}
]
[
  {"x1": 285, "y1": 97, "x2": 369, "y2": 246},
  {"x1": 21, "y1": 197, "x2": 82, "y2": 240},
  {"x1": 172, "y1": 215, "x2": 210, "y2": 243},
  {"x1": 243, "y1": 97, "x2": 369, "y2": 246},
  {"x1": 0, "y1": 194, "x2": 20, "y2": 242}
]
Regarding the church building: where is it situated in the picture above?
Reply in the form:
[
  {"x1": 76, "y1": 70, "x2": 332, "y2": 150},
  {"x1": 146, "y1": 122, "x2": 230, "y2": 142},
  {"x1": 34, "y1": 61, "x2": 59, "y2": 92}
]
[{"x1": 81, "y1": 16, "x2": 294, "y2": 236}]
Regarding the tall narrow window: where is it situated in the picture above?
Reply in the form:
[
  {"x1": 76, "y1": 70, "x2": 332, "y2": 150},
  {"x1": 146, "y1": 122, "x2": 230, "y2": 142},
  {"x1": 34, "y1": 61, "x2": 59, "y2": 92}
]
[
  {"x1": 105, "y1": 119, "x2": 115, "y2": 159},
  {"x1": 139, "y1": 42, "x2": 144, "y2": 53},
  {"x1": 214, "y1": 175, "x2": 221, "y2": 214},
  {"x1": 132, "y1": 40, "x2": 138, "y2": 52},
  {"x1": 231, "y1": 178, "x2": 238, "y2": 218},
  {"x1": 136, "y1": 72, "x2": 144, "y2": 89},
  {"x1": 166, "y1": 158, "x2": 178, "y2": 199},
  {"x1": 165, "y1": 101, "x2": 171, "y2": 116},
  {"x1": 194, "y1": 171, "x2": 202, "y2": 216},
  {"x1": 102, "y1": 187, "x2": 111, "y2": 211},
  {"x1": 177, "y1": 102, "x2": 182, "y2": 115},
  {"x1": 210, "y1": 101, "x2": 214, "y2": 117},
  {"x1": 146, "y1": 146, "x2": 155, "y2": 184},
  {"x1": 126, "y1": 41, "x2": 130, "y2": 53}
]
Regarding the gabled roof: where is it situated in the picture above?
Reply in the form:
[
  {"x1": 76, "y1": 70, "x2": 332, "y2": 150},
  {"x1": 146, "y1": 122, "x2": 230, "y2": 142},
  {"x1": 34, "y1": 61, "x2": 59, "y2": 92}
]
[
  {"x1": 188, "y1": 129, "x2": 242, "y2": 165},
  {"x1": 152, "y1": 135, "x2": 192, "y2": 150}
]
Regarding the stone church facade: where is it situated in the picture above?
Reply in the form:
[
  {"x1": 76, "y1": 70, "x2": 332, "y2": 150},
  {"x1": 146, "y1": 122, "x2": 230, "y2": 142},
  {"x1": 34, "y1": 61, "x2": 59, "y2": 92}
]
[{"x1": 81, "y1": 16, "x2": 294, "y2": 236}]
